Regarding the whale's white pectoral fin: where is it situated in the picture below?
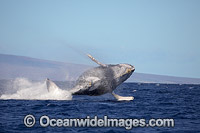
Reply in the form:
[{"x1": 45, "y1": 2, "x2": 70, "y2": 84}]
[
  {"x1": 112, "y1": 91, "x2": 134, "y2": 101},
  {"x1": 87, "y1": 54, "x2": 107, "y2": 67},
  {"x1": 46, "y1": 78, "x2": 59, "y2": 92}
]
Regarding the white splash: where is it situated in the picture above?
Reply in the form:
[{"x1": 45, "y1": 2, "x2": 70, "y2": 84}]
[{"x1": 0, "y1": 78, "x2": 72, "y2": 100}]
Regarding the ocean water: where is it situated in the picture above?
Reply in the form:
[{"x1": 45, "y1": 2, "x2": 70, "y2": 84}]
[{"x1": 0, "y1": 79, "x2": 200, "y2": 133}]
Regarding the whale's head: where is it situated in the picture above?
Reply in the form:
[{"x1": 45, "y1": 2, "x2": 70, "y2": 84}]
[{"x1": 109, "y1": 64, "x2": 135, "y2": 85}]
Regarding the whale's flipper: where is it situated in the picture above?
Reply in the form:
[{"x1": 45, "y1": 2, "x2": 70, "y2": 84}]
[
  {"x1": 112, "y1": 91, "x2": 134, "y2": 101},
  {"x1": 87, "y1": 54, "x2": 107, "y2": 67},
  {"x1": 46, "y1": 78, "x2": 59, "y2": 92}
]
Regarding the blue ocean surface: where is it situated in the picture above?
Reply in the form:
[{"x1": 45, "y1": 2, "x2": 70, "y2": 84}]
[{"x1": 0, "y1": 80, "x2": 200, "y2": 133}]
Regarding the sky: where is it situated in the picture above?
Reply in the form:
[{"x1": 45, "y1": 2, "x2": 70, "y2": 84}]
[{"x1": 0, "y1": 0, "x2": 200, "y2": 78}]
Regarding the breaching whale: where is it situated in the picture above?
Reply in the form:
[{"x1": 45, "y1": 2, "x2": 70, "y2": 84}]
[{"x1": 46, "y1": 54, "x2": 135, "y2": 101}]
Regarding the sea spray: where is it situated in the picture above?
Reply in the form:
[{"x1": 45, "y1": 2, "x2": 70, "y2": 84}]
[{"x1": 0, "y1": 78, "x2": 72, "y2": 100}]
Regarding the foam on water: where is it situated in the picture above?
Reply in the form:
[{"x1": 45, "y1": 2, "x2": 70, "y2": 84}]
[{"x1": 0, "y1": 78, "x2": 72, "y2": 100}]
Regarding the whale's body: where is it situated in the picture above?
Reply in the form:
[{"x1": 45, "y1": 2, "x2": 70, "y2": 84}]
[
  {"x1": 71, "y1": 64, "x2": 134, "y2": 96},
  {"x1": 46, "y1": 54, "x2": 135, "y2": 101}
]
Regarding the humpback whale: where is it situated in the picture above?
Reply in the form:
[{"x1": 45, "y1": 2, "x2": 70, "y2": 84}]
[{"x1": 46, "y1": 54, "x2": 135, "y2": 101}]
